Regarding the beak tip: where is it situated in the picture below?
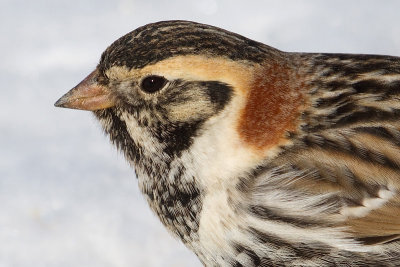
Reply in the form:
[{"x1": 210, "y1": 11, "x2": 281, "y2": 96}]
[
  {"x1": 55, "y1": 69, "x2": 114, "y2": 111},
  {"x1": 54, "y1": 96, "x2": 67, "y2": 108}
]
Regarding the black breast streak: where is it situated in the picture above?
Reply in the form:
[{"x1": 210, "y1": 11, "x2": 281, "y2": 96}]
[{"x1": 155, "y1": 169, "x2": 202, "y2": 243}]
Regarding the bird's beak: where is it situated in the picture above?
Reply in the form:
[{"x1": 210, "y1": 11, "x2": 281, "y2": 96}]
[{"x1": 54, "y1": 69, "x2": 115, "y2": 111}]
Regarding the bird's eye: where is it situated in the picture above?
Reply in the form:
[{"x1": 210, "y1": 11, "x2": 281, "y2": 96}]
[{"x1": 140, "y1": 75, "x2": 167, "y2": 93}]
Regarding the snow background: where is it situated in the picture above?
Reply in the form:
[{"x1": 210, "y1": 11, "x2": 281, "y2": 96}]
[{"x1": 1, "y1": 0, "x2": 400, "y2": 266}]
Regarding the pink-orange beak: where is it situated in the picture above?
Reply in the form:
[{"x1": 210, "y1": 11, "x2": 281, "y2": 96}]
[{"x1": 54, "y1": 69, "x2": 115, "y2": 111}]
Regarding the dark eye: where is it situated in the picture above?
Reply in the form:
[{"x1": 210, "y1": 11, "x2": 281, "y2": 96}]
[{"x1": 140, "y1": 75, "x2": 167, "y2": 93}]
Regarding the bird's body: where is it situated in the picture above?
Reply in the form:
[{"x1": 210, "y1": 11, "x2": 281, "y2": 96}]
[{"x1": 56, "y1": 21, "x2": 400, "y2": 266}]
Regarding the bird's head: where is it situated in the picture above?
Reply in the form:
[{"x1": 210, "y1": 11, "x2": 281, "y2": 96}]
[
  {"x1": 55, "y1": 20, "x2": 305, "y2": 176},
  {"x1": 55, "y1": 20, "x2": 308, "y2": 244}
]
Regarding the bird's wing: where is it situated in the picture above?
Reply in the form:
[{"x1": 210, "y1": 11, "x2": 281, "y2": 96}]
[
  {"x1": 252, "y1": 54, "x2": 400, "y2": 246},
  {"x1": 270, "y1": 128, "x2": 400, "y2": 245}
]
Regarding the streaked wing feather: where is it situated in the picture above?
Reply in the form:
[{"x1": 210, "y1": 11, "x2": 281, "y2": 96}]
[{"x1": 267, "y1": 53, "x2": 400, "y2": 245}]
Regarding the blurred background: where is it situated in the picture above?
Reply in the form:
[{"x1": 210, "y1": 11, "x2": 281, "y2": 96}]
[{"x1": 1, "y1": 0, "x2": 400, "y2": 266}]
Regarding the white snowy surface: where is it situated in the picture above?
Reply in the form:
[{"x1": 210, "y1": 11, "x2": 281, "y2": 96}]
[{"x1": 1, "y1": 1, "x2": 400, "y2": 266}]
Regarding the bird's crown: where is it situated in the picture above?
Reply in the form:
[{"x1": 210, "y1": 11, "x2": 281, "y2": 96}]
[{"x1": 99, "y1": 20, "x2": 268, "y2": 72}]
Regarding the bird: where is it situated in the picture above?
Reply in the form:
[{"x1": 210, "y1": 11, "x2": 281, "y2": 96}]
[{"x1": 55, "y1": 20, "x2": 400, "y2": 266}]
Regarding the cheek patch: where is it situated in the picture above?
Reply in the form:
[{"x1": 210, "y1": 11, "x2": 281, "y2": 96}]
[
  {"x1": 164, "y1": 81, "x2": 233, "y2": 123},
  {"x1": 166, "y1": 98, "x2": 214, "y2": 122}
]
